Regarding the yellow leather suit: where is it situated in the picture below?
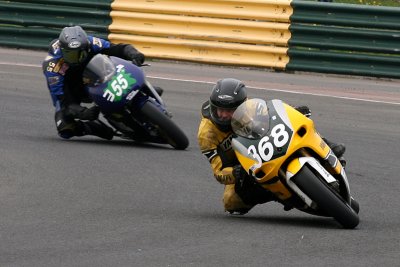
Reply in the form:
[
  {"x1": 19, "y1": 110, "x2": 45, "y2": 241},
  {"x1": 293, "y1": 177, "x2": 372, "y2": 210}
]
[{"x1": 197, "y1": 101, "x2": 253, "y2": 213}]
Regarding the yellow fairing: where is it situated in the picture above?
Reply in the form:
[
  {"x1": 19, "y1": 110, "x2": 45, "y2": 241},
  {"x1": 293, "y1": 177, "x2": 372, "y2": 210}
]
[
  {"x1": 234, "y1": 146, "x2": 292, "y2": 200},
  {"x1": 234, "y1": 103, "x2": 333, "y2": 201},
  {"x1": 286, "y1": 157, "x2": 303, "y2": 175}
]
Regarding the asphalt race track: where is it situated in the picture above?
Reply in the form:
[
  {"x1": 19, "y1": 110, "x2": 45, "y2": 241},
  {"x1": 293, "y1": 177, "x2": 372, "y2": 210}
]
[{"x1": 1, "y1": 48, "x2": 399, "y2": 266}]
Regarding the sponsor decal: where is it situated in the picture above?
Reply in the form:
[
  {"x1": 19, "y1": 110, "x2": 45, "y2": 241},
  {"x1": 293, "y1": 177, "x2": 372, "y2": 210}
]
[
  {"x1": 221, "y1": 134, "x2": 233, "y2": 151},
  {"x1": 68, "y1": 41, "x2": 81, "y2": 49},
  {"x1": 126, "y1": 90, "x2": 139, "y2": 101},
  {"x1": 47, "y1": 76, "x2": 60, "y2": 86},
  {"x1": 51, "y1": 40, "x2": 60, "y2": 51},
  {"x1": 320, "y1": 139, "x2": 327, "y2": 149},
  {"x1": 46, "y1": 59, "x2": 67, "y2": 74},
  {"x1": 58, "y1": 62, "x2": 69, "y2": 75},
  {"x1": 218, "y1": 95, "x2": 234, "y2": 100},
  {"x1": 92, "y1": 37, "x2": 102, "y2": 48},
  {"x1": 53, "y1": 59, "x2": 64, "y2": 73}
]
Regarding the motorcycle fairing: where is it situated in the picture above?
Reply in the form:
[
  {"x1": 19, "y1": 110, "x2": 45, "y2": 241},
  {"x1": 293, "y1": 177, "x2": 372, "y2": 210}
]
[
  {"x1": 232, "y1": 99, "x2": 337, "y2": 201},
  {"x1": 232, "y1": 100, "x2": 294, "y2": 174},
  {"x1": 86, "y1": 56, "x2": 145, "y2": 114}
]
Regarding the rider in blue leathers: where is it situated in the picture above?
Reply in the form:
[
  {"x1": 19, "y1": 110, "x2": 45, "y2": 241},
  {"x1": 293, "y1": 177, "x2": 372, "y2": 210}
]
[{"x1": 43, "y1": 26, "x2": 146, "y2": 140}]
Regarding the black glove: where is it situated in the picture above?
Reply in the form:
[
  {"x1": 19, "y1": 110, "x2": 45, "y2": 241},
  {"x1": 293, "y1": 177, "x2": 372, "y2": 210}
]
[
  {"x1": 233, "y1": 165, "x2": 276, "y2": 205},
  {"x1": 131, "y1": 52, "x2": 145, "y2": 66},
  {"x1": 233, "y1": 165, "x2": 248, "y2": 188},
  {"x1": 66, "y1": 104, "x2": 100, "y2": 121},
  {"x1": 295, "y1": 105, "x2": 311, "y2": 117}
]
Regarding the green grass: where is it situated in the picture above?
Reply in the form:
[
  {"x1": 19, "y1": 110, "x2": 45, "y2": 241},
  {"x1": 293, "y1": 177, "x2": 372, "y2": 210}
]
[
  {"x1": 336, "y1": 0, "x2": 400, "y2": 6},
  {"x1": 312, "y1": 0, "x2": 400, "y2": 7},
  {"x1": 312, "y1": 0, "x2": 400, "y2": 6}
]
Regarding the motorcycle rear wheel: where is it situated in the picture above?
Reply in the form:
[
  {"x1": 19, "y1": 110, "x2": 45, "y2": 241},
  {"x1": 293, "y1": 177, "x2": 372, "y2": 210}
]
[
  {"x1": 292, "y1": 165, "x2": 359, "y2": 229},
  {"x1": 140, "y1": 101, "x2": 189, "y2": 150}
]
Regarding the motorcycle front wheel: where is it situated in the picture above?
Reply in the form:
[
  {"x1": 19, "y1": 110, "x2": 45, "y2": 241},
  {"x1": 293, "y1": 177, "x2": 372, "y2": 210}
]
[
  {"x1": 292, "y1": 165, "x2": 359, "y2": 229},
  {"x1": 140, "y1": 101, "x2": 189, "y2": 150}
]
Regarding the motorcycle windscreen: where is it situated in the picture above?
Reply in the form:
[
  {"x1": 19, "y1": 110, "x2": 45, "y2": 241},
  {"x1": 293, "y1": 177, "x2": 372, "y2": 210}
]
[
  {"x1": 231, "y1": 98, "x2": 270, "y2": 139},
  {"x1": 83, "y1": 54, "x2": 116, "y2": 87}
]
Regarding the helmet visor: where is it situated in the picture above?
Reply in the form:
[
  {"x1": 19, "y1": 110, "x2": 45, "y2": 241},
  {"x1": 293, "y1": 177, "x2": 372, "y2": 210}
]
[
  {"x1": 210, "y1": 102, "x2": 236, "y2": 127},
  {"x1": 231, "y1": 98, "x2": 270, "y2": 139},
  {"x1": 62, "y1": 48, "x2": 87, "y2": 64}
]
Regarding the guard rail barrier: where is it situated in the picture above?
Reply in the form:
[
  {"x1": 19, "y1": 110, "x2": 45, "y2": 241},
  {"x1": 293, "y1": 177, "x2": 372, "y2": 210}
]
[{"x1": 0, "y1": 0, "x2": 399, "y2": 78}]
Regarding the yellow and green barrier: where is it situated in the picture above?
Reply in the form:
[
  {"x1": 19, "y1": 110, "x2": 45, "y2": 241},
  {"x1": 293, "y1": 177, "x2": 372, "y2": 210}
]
[
  {"x1": 0, "y1": 0, "x2": 399, "y2": 78},
  {"x1": 0, "y1": 0, "x2": 112, "y2": 48},
  {"x1": 109, "y1": 0, "x2": 292, "y2": 69},
  {"x1": 288, "y1": 1, "x2": 400, "y2": 78}
]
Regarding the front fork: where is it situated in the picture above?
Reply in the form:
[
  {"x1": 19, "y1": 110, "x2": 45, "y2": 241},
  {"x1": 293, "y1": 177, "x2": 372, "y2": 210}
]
[{"x1": 285, "y1": 153, "x2": 352, "y2": 208}]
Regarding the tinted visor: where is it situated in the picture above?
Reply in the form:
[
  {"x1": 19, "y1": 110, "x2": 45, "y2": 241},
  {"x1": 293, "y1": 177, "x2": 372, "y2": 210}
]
[{"x1": 62, "y1": 48, "x2": 87, "y2": 64}]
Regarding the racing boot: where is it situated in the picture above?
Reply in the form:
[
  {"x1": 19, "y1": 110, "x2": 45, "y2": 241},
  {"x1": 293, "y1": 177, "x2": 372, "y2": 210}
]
[
  {"x1": 83, "y1": 120, "x2": 114, "y2": 140},
  {"x1": 323, "y1": 137, "x2": 346, "y2": 158},
  {"x1": 228, "y1": 208, "x2": 252, "y2": 215},
  {"x1": 339, "y1": 157, "x2": 347, "y2": 168},
  {"x1": 224, "y1": 184, "x2": 254, "y2": 215}
]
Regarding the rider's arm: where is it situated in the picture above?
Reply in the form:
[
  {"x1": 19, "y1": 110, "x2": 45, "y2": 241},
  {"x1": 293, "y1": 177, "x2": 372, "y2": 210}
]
[
  {"x1": 89, "y1": 36, "x2": 145, "y2": 65},
  {"x1": 209, "y1": 155, "x2": 236, "y2": 185},
  {"x1": 198, "y1": 119, "x2": 235, "y2": 185},
  {"x1": 42, "y1": 56, "x2": 66, "y2": 110},
  {"x1": 294, "y1": 105, "x2": 311, "y2": 117}
]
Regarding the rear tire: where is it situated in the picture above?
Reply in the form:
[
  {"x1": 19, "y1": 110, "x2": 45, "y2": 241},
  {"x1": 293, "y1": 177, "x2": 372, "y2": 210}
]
[
  {"x1": 350, "y1": 197, "x2": 360, "y2": 214},
  {"x1": 292, "y1": 165, "x2": 359, "y2": 229},
  {"x1": 140, "y1": 101, "x2": 189, "y2": 150}
]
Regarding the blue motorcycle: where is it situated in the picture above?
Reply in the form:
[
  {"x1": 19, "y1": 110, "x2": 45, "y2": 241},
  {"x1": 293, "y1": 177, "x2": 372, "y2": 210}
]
[{"x1": 83, "y1": 54, "x2": 189, "y2": 150}]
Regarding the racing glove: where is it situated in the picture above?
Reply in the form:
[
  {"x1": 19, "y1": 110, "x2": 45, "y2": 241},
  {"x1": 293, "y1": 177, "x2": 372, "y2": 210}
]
[
  {"x1": 233, "y1": 165, "x2": 248, "y2": 187},
  {"x1": 131, "y1": 52, "x2": 145, "y2": 66},
  {"x1": 295, "y1": 105, "x2": 311, "y2": 117},
  {"x1": 233, "y1": 165, "x2": 277, "y2": 205},
  {"x1": 66, "y1": 104, "x2": 100, "y2": 121},
  {"x1": 121, "y1": 44, "x2": 145, "y2": 66}
]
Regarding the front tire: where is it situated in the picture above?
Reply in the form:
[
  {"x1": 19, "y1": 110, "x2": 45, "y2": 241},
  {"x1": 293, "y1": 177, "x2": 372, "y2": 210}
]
[
  {"x1": 140, "y1": 101, "x2": 189, "y2": 150},
  {"x1": 292, "y1": 165, "x2": 359, "y2": 229}
]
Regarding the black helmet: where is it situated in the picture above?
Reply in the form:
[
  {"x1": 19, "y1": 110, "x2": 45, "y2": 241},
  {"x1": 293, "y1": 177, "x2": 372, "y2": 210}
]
[
  {"x1": 59, "y1": 26, "x2": 89, "y2": 65},
  {"x1": 209, "y1": 78, "x2": 247, "y2": 132}
]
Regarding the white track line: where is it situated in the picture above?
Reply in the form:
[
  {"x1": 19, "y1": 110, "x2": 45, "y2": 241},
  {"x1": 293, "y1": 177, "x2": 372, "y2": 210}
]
[
  {"x1": 2, "y1": 62, "x2": 399, "y2": 105},
  {"x1": 147, "y1": 75, "x2": 400, "y2": 106}
]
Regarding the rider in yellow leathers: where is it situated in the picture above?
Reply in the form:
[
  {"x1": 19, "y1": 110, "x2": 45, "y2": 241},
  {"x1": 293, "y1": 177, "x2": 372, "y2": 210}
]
[{"x1": 197, "y1": 78, "x2": 346, "y2": 214}]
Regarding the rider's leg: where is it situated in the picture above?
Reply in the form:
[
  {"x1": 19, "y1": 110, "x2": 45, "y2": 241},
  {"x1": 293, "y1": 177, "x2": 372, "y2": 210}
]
[
  {"x1": 55, "y1": 111, "x2": 114, "y2": 140},
  {"x1": 223, "y1": 184, "x2": 254, "y2": 215}
]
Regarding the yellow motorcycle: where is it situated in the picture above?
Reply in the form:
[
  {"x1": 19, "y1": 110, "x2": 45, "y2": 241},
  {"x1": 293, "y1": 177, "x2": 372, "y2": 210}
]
[{"x1": 231, "y1": 98, "x2": 359, "y2": 229}]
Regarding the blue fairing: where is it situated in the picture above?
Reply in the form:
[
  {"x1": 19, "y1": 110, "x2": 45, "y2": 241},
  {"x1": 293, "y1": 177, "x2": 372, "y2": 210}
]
[{"x1": 86, "y1": 57, "x2": 146, "y2": 114}]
